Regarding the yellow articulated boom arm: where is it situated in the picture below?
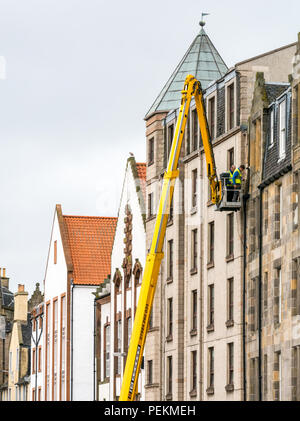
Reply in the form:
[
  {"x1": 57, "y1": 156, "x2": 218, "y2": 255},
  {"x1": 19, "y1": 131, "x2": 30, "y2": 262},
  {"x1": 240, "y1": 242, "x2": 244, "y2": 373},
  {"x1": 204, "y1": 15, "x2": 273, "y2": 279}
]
[{"x1": 119, "y1": 75, "x2": 221, "y2": 401}]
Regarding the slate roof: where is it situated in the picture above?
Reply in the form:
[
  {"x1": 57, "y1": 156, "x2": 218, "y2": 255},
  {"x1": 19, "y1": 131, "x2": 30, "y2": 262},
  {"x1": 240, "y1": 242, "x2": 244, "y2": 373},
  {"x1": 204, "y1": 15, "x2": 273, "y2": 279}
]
[
  {"x1": 63, "y1": 215, "x2": 117, "y2": 285},
  {"x1": 262, "y1": 87, "x2": 292, "y2": 183},
  {"x1": 20, "y1": 314, "x2": 32, "y2": 347},
  {"x1": 265, "y1": 82, "x2": 290, "y2": 104},
  {"x1": 0, "y1": 284, "x2": 14, "y2": 310},
  {"x1": 145, "y1": 25, "x2": 228, "y2": 118}
]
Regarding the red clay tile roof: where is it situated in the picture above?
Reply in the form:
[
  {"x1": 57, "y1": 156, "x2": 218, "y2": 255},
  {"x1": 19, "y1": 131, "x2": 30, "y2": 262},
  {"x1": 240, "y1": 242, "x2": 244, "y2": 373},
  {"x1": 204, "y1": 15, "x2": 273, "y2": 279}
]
[
  {"x1": 63, "y1": 215, "x2": 117, "y2": 285},
  {"x1": 135, "y1": 162, "x2": 146, "y2": 201}
]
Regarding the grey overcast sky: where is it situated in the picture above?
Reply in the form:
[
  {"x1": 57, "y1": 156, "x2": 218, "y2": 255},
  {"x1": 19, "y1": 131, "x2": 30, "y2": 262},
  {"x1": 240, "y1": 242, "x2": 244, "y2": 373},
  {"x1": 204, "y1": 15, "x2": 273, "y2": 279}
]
[{"x1": 0, "y1": 0, "x2": 299, "y2": 296}]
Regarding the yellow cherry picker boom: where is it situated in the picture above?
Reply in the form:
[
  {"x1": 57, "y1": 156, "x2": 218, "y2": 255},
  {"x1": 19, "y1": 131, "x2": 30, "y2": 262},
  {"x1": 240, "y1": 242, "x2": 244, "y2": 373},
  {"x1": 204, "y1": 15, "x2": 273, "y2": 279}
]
[{"x1": 119, "y1": 74, "x2": 241, "y2": 401}]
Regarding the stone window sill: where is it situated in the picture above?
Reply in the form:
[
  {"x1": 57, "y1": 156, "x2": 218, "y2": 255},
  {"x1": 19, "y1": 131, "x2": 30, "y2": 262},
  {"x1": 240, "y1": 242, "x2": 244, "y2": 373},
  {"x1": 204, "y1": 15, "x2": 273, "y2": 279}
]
[
  {"x1": 147, "y1": 161, "x2": 154, "y2": 167},
  {"x1": 167, "y1": 218, "x2": 174, "y2": 227},
  {"x1": 166, "y1": 334, "x2": 173, "y2": 343},
  {"x1": 165, "y1": 393, "x2": 173, "y2": 401},
  {"x1": 146, "y1": 215, "x2": 156, "y2": 223},
  {"x1": 190, "y1": 206, "x2": 197, "y2": 215},
  {"x1": 206, "y1": 324, "x2": 214, "y2": 333},
  {"x1": 206, "y1": 387, "x2": 214, "y2": 395},
  {"x1": 226, "y1": 254, "x2": 234, "y2": 263},
  {"x1": 207, "y1": 262, "x2": 214, "y2": 270},
  {"x1": 189, "y1": 389, "x2": 197, "y2": 398},
  {"x1": 272, "y1": 239, "x2": 281, "y2": 250},
  {"x1": 145, "y1": 383, "x2": 159, "y2": 389},
  {"x1": 190, "y1": 268, "x2": 198, "y2": 275},
  {"x1": 190, "y1": 329, "x2": 197, "y2": 337},
  {"x1": 226, "y1": 319, "x2": 234, "y2": 328},
  {"x1": 148, "y1": 326, "x2": 159, "y2": 333},
  {"x1": 166, "y1": 277, "x2": 173, "y2": 284},
  {"x1": 225, "y1": 383, "x2": 234, "y2": 392}
]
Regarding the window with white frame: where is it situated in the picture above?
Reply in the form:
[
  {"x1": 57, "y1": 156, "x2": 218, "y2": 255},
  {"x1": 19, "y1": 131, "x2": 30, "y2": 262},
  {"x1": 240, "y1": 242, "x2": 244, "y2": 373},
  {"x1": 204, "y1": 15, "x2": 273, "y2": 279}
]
[
  {"x1": 269, "y1": 108, "x2": 274, "y2": 147},
  {"x1": 46, "y1": 302, "x2": 51, "y2": 401},
  {"x1": 117, "y1": 319, "x2": 121, "y2": 374},
  {"x1": 227, "y1": 83, "x2": 235, "y2": 130},
  {"x1": 192, "y1": 168, "x2": 197, "y2": 208},
  {"x1": 53, "y1": 299, "x2": 58, "y2": 401},
  {"x1": 16, "y1": 348, "x2": 19, "y2": 372},
  {"x1": 9, "y1": 351, "x2": 12, "y2": 374},
  {"x1": 61, "y1": 295, "x2": 66, "y2": 400},
  {"x1": 279, "y1": 99, "x2": 286, "y2": 159},
  {"x1": 104, "y1": 324, "x2": 110, "y2": 379}
]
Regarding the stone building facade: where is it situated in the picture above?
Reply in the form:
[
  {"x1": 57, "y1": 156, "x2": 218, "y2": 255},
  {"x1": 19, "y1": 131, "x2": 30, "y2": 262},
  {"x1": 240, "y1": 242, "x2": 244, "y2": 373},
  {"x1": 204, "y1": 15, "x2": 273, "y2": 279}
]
[
  {"x1": 245, "y1": 34, "x2": 300, "y2": 401},
  {"x1": 0, "y1": 268, "x2": 14, "y2": 397},
  {"x1": 143, "y1": 23, "x2": 297, "y2": 401},
  {"x1": 29, "y1": 283, "x2": 44, "y2": 401},
  {"x1": 1, "y1": 284, "x2": 32, "y2": 401}
]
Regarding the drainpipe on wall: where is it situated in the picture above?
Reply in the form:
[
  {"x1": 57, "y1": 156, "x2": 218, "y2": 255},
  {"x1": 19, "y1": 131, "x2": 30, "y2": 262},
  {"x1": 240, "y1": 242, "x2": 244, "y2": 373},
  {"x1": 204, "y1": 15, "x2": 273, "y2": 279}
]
[
  {"x1": 242, "y1": 191, "x2": 249, "y2": 401},
  {"x1": 93, "y1": 297, "x2": 96, "y2": 401},
  {"x1": 258, "y1": 186, "x2": 264, "y2": 401},
  {"x1": 242, "y1": 125, "x2": 250, "y2": 401}
]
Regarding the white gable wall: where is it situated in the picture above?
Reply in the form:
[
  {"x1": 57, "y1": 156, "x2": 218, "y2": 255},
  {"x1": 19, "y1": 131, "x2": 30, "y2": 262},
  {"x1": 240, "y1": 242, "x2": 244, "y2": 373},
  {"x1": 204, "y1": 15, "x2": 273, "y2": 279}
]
[
  {"x1": 109, "y1": 162, "x2": 146, "y2": 400},
  {"x1": 72, "y1": 284, "x2": 96, "y2": 401},
  {"x1": 98, "y1": 297, "x2": 110, "y2": 401},
  {"x1": 43, "y1": 211, "x2": 68, "y2": 401}
]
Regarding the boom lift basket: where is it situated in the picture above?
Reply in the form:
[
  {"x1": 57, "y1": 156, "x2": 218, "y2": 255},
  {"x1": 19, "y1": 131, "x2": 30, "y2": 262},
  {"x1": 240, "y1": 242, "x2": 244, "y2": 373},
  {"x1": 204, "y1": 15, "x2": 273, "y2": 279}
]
[{"x1": 216, "y1": 172, "x2": 242, "y2": 212}]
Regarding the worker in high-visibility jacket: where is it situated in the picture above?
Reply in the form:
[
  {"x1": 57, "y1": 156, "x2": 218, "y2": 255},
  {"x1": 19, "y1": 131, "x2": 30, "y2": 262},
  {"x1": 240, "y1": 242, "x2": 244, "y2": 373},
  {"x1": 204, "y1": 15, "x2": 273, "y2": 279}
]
[
  {"x1": 227, "y1": 165, "x2": 236, "y2": 201},
  {"x1": 232, "y1": 164, "x2": 245, "y2": 201}
]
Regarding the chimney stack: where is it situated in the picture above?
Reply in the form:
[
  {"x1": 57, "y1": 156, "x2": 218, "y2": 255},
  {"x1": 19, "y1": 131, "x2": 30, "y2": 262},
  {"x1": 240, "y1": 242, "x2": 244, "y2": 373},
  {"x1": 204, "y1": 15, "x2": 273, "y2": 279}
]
[
  {"x1": 0, "y1": 267, "x2": 9, "y2": 289},
  {"x1": 14, "y1": 284, "x2": 28, "y2": 322}
]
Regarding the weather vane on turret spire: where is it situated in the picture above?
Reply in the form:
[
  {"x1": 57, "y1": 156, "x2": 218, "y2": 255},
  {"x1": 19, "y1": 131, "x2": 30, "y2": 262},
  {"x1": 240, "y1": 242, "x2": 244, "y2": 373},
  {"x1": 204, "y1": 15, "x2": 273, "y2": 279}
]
[{"x1": 199, "y1": 12, "x2": 210, "y2": 28}]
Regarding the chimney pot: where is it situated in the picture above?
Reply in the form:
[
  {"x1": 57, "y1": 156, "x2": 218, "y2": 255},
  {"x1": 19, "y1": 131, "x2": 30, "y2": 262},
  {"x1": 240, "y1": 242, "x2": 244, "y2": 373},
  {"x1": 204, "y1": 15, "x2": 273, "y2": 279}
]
[
  {"x1": 3, "y1": 268, "x2": 6, "y2": 278},
  {"x1": 18, "y1": 284, "x2": 24, "y2": 293}
]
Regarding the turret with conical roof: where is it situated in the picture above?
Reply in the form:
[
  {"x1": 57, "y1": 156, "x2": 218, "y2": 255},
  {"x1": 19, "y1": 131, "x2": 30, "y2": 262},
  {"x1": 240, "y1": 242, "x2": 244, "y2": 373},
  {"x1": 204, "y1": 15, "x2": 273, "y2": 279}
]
[{"x1": 145, "y1": 21, "x2": 228, "y2": 118}]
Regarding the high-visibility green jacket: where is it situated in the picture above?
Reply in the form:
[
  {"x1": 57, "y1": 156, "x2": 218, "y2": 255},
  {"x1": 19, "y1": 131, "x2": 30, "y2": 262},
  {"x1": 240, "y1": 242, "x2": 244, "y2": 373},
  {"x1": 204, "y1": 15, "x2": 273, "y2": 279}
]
[{"x1": 232, "y1": 168, "x2": 242, "y2": 185}]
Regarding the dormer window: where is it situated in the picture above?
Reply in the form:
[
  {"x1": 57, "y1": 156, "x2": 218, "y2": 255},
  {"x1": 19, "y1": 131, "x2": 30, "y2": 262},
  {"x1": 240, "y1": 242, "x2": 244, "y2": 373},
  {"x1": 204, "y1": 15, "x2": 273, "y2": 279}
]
[
  {"x1": 279, "y1": 98, "x2": 286, "y2": 160},
  {"x1": 208, "y1": 96, "x2": 216, "y2": 139},
  {"x1": 192, "y1": 108, "x2": 198, "y2": 151},
  {"x1": 227, "y1": 83, "x2": 235, "y2": 130},
  {"x1": 167, "y1": 124, "x2": 174, "y2": 158},
  {"x1": 269, "y1": 108, "x2": 274, "y2": 148}
]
